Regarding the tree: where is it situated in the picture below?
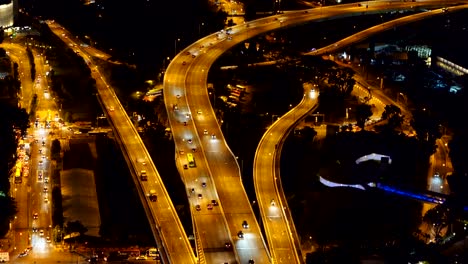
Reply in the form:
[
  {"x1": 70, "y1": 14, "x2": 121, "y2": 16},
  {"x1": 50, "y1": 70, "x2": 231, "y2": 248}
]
[
  {"x1": 381, "y1": 104, "x2": 403, "y2": 130},
  {"x1": 355, "y1": 103, "x2": 373, "y2": 129},
  {"x1": 50, "y1": 139, "x2": 61, "y2": 161},
  {"x1": 449, "y1": 133, "x2": 468, "y2": 176},
  {"x1": 328, "y1": 67, "x2": 356, "y2": 96},
  {"x1": 300, "y1": 126, "x2": 318, "y2": 142},
  {"x1": 64, "y1": 220, "x2": 88, "y2": 236},
  {"x1": 423, "y1": 205, "x2": 454, "y2": 243},
  {"x1": 0, "y1": 196, "x2": 17, "y2": 236},
  {"x1": 411, "y1": 108, "x2": 441, "y2": 142}
]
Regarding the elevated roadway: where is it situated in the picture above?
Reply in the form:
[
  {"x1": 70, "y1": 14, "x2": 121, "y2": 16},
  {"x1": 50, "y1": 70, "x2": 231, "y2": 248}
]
[
  {"x1": 46, "y1": 1, "x2": 467, "y2": 263},
  {"x1": 46, "y1": 21, "x2": 197, "y2": 264},
  {"x1": 165, "y1": 1, "x2": 467, "y2": 263},
  {"x1": 253, "y1": 87, "x2": 318, "y2": 264}
]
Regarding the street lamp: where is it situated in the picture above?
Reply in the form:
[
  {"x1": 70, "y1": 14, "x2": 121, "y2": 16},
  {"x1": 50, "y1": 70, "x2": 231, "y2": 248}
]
[
  {"x1": 174, "y1": 38, "x2": 180, "y2": 57},
  {"x1": 397, "y1": 92, "x2": 407, "y2": 105},
  {"x1": 198, "y1": 23, "x2": 204, "y2": 37},
  {"x1": 346, "y1": 107, "x2": 351, "y2": 120}
]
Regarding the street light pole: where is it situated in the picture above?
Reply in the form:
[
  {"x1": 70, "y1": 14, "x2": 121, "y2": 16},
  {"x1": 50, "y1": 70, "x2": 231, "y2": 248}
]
[{"x1": 174, "y1": 38, "x2": 180, "y2": 57}]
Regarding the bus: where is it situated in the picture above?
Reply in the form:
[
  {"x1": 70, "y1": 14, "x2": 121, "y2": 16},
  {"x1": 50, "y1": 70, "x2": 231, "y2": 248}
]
[{"x1": 187, "y1": 153, "x2": 196, "y2": 168}]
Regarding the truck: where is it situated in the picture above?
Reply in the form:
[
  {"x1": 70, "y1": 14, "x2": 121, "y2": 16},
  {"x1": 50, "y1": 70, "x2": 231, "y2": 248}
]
[
  {"x1": 0, "y1": 251, "x2": 9, "y2": 262},
  {"x1": 140, "y1": 170, "x2": 147, "y2": 181}
]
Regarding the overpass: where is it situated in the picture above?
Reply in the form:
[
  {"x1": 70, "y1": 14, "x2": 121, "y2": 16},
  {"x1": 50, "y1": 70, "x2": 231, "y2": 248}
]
[
  {"x1": 47, "y1": 0, "x2": 468, "y2": 263},
  {"x1": 46, "y1": 21, "x2": 197, "y2": 264},
  {"x1": 163, "y1": 1, "x2": 468, "y2": 263}
]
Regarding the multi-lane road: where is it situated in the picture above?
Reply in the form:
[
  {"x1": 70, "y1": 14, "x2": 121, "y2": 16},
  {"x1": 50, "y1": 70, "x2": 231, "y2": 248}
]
[
  {"x1": 3, "y1": 41, "x2": 65, "y2": 263},
  {"x1": 47, "y1": 21, "x2": 197, "y2": 264},
  {"x1": 254, "y1": 87, "x2": 318, "y2": 264},
  {"x1": 37, "y1": 1, "x2": 468, "y2": 263},
  {"x1": 165, "y1": 1, "x2": 465, "y2": 263}
]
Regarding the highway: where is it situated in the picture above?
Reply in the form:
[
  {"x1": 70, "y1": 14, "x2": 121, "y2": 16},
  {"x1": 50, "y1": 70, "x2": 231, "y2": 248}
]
[
  {"x1": 46, "y1": 21, "x2": 197, "y2": 264},
  {"x1": 253, "y1": 86, "x2": 318, "y2": 264},
  {"x1": 42, "y1": 1, "x2": 466, "y2": 263},
  {"x1": 304, "y1": 4, "x2": 468, "y2": 56},
  {"x1": 165, "y1": 1, "x2": 465, "y2": 263}
]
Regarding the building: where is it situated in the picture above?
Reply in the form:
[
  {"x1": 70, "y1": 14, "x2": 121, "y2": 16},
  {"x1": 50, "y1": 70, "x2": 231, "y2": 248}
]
[{"x1": 0, "y1": 0, "x2": 13, "y2": 28}]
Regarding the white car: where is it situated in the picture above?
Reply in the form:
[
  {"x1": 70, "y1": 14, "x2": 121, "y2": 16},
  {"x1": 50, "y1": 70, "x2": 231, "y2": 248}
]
[{"x1": 136, "y1": 255, "x2": 147, "y2": 260}]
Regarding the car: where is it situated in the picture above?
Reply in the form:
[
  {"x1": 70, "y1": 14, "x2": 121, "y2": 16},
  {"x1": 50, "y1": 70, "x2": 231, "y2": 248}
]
[
  {"x1": 44, "y1": 197, "x2": 49, "y2": 203},
  {"x1": 149, "y1": 190, "x2": 157, "y2": 202},
  {"x1": 44, "y1": 187, "x2": 48, "y2": 193},
  {"x1": 109, "y1": 106, "x2": 114, "y2": 111},
  {"x1": 33, "y1": 213, "x2": 38, "y2": 219},
  {"x1": 195, "y1": 204, "x2": 201, "y2": 211},
  {"x1": 198, "y1": 194, "x2": 202, "y2": 199},
  {"x1": 182, "y1": 61, "x2": 186, "y2": 66},
  {"x1": 270, "y1": 199, "x2": 276, "y2": 207},
  {"x1": 42, "y1": 155, "x2": 46, "y2": 159},
  {"x1": 192, "y1": 148, "x2": 197, "y2": 153},
  {"x1": 192, "y1": 54, "x2": 196, "y2": 58},
  {"x1": 197, "y1": 109, "x2": 202, "y2": 114},
  {"x1": 201, "y1": 182, "x2": 206, "y2": 188},
  {"x1": 179, "y1": 150, "x2": 185, "y2": 155},
  {"x1": 39, "y1": 229, "x2": 44, "y2": 236},
  {"x1": 42, "y1": 141, "x2": 45, "y2": 146},
  {"x1": 190, "y1": 188, "x2": 195, "y2": 194},
  {"x1": 46, "y1": 236, "x2": 51, "y2": 243},
  {"x1": 225, "y1": 242, "x2": 232, "y2": 249},
  {"x1": 242, "y1": 220, "x2": 249, "y2": 229},
  {"x1": 237, "y1": 231, "x2": 244, "y2": 238},
  {"x1": 211, "y1": 199, "x2": 218, "y2": 206},
  {"x1": 204, "y1": 129, "x2": 208, "y2": 135},
  {"x1": 207, "y1": 203, "x2": 213, "y2": 210},
  {"x1": 136, "y1": 255, "x2": 147, "y2": 260},
  {"x1": 188, "y1": 139, "x2": 193, "y2": 144},
  {"x1": 39, "y1": 160, "x2": 43, "y2": 165},
  {"x1": 211, "y1": 134, "x2": 216, "y2": 139},
  {"x1": 18, "y1": 251, "x2": 28, "y2": 257},
  {"x1": 32, "y1": 227, "x2": 38, "y2": 233},
  {"x1": 185, "y1": 113, "x2": 190, "y2": 119},
  {"x1": 183, "y1": 164, "x2": 188, "y2": 169},
  {"x1": 248, "y1": 259, "x2": 255, "y2": 264}
]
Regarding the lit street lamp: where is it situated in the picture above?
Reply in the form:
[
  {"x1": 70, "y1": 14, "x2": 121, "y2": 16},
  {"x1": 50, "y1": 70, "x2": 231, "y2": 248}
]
[{"x1": 174, "y1": 38, "x2": 180, "y2": 57}]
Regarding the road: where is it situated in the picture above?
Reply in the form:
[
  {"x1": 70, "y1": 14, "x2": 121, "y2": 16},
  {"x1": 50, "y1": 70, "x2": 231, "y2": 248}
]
[
  {"x1": 304, "y1": 4, "x2": 468, "y2": 56},
  {"x1": 46, "y1": 21, "x2": 197, "y2": 264},
  {"x1": 2, "y1": 41, "x2": 64, "y2": 262},
  {"x1": 40, "y1": 1, "x2": 465, "y2": 263},
  {"x1": 165, "y1": 1, "x2": 464, "y2": 263},
  {"x1": 254, "y1": 86, "x2": 318, "y2": 264}
]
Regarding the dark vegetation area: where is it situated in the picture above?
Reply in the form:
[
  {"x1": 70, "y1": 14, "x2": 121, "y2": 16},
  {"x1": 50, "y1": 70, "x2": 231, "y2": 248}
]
[{"x1": 21, "y1": 0, "x2": 229, "y2": 79}]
